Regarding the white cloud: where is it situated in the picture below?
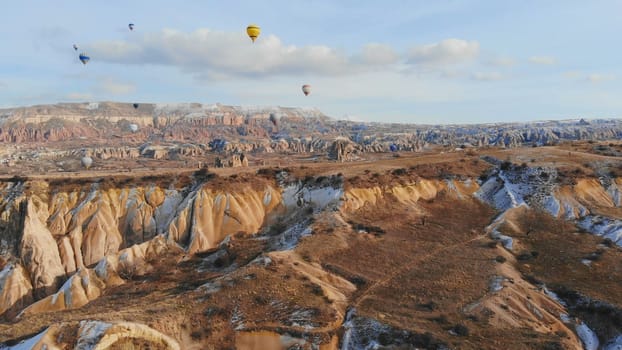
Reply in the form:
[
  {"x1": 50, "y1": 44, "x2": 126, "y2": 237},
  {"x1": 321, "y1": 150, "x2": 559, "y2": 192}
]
[
  {"x1": 88, "y1": 29, "x2": 480, "y2": 78},
  {"x1": 66, "y1": 92, "x2": 93, "y2": 100},
  {"x1": 407, "y1": 39, "x2": 480, "y2": 65},
  {"x1": 562, "y1": 71, "x2": 615, "y2": 83},
  {"x1": 562, "y1": 70, "x2": 582, "y2": 79},
  {"x1": 97, "y1": 78, "x2": 136, "y2": 95},
  {"x1": 528, "y1": 56, "x2": 557, "y2": 65},
  {"x1": 487, "y1": 56, "x2": 515, "y2": 67},
  {"x1": 356, "y1": 43, "x2": 399, "y2": 65},
  {"x1": 471, "y1": 71, "x2": 504, "y2": 81},
  {"x1": 586, "y1": 73, "x2": 615, "y2": 83},
  {"x1": 89, "y1": 29, "x2": 357, "y2": 77}
]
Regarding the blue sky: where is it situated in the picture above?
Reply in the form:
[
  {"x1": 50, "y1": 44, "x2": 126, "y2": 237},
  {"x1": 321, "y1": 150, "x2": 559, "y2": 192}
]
[{"x1": 0, "y1": 0, "x2": 621, "y2": 124}]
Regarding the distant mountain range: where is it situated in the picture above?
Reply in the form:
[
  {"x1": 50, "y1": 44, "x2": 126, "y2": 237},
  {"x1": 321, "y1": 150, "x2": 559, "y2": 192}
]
[{"x1": 0, "y1": 102, "x2": 620, "y2": 150}]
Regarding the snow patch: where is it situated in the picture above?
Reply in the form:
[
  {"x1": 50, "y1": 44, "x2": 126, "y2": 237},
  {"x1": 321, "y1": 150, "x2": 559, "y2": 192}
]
[
  {"x1": 0, "y1": 264, "x2": 14, "y2": 291},
  {"x1": 490, "y1": 229, "x2": 513, "y2": 250},
  {"x1": 544, "y1": 196, "x2": 561, "y2": 217},
  {"x1": 604, "y1": 335, "x2": 622, "y2": 350},
  {"x1": 579, "y1": 215, "x2": 622, "y2": 245},
  {"x1": 250, "y1": 255, "x2": 272, "y2": 267},
  {"x1": 275, "y1": 223, "x2": 312, "y2": 251},
  {"x1": 542, "y1": 286, "x2": 567, "y2": 307},
  {"x1": 263, "y1": 190, "x2": 272, "y2": 206},
  {"x1": 76, "y1": 320, "x2": 112, "y2": 350},
  {"x1": 282, "y1": 184, "x2": 343, "y2": 211},
  {"x1": 0, "y1": 328, "x2": 48, "y2": 350},
  {"x1": 94, "y1": 258, "x2": 108, "y2": 280},
  {"x1": 489, "y1": 276, "x2": 505, "y2": 292},
  {"x1": 154, "y1": 190, "x2": 183, "y2": 234},
  {"x1": 576, "y1": 322, "x2": 599, "y2": 350}
]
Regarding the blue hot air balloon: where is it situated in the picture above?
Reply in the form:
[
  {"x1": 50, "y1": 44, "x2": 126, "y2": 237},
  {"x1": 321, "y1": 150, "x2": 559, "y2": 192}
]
[
  {"x1": 128, "y1": 23, "x2": 135, "y2": 31},
  {"x1": 389, "y1": 144, "x2": 398, "y2": 152},
  {"x1": 79, "y1": 53, "x2": 90, "y2": 65}
]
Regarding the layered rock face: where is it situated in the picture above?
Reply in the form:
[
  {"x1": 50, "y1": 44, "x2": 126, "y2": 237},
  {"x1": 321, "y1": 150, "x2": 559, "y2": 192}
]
[{"x1": 0, "y1": 178, "x2": 282, "y2": 320}]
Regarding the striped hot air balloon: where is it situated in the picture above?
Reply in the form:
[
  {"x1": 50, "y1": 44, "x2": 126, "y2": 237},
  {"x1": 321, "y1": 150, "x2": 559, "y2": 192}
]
[{"x1": 302, "y1": 84, "x2": 311, "y2": 96}]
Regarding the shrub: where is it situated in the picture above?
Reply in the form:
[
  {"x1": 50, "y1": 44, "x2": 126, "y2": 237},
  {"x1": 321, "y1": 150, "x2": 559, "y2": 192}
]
[
  {"x1": 430, "y1": 315, "x2": 448, "y2": 324},
  {"x1": 417, "y1": 301, "x2": 438, "y2": 311},
  {"x1": 495, "y1": 255, "x2": 507, "y2": 263},
  {"x1": 603, "y1": 238, "x2": 615, "y2": 247},
  {"x1": 309, "y1": 283, "x2": 323, "y2": 296},
  {"x1": 190, "y1": 331, "x2": 202, "y2": 340},
  {"x1": 524, "y1": 274, "x2": 542, "y2": 285},
  {"x1": 451, "y1": 324, "x2": 469, "y2": 336},
  {"x1": 391, "y1": 168, "x2": 407, "y2": 176},
  {"x1": 500, "y1": 161, "x2": 512, "y2": 171},
  {"x1": 349, "y1": 276, "x2": 367, "y2": 287},
  {"x1": 117, "y1": 259, "x2": 138, "y2": 280}
]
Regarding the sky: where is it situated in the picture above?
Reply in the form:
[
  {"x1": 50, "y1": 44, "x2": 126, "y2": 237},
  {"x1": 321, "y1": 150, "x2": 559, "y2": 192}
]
[{"x1": 0, "y1": 0, "x2": 621, "y2": 124}]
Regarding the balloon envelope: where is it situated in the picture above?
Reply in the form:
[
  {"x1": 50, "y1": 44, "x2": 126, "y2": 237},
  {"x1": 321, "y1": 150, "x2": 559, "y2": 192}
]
[
  {"x1": 79, "y1": 53, "x2": 90, "y2": 65},
  {"x1": 132, "y1": 103, "x2": 139, "y2": 109},
  {"x1": 389, "y1": 144, "x2": 398, "y2": 152},
  {"x1": 302, "y1": 84, "x2": 311, "y2": 96},
  {"x1": 81, "y1": 156, "x2": 93, "y2": 169},
  {"x1": 129, "y1": 124, "x2": 139, "y2": 133},
  {"x1": 128, "y1": 23, "x2": 134, "y2": 30},
  {"x1": 246, "y1": 24, "x2": 260, "y2": 42},
  {"x1": 73, "y1": 44, "x2": 78, "y2": 51}
]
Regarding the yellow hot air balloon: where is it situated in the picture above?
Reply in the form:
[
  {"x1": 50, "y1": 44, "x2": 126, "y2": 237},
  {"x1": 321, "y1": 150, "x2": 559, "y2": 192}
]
[{"x1": 246, "y1": 24, "x2": 261, "y2": 42}]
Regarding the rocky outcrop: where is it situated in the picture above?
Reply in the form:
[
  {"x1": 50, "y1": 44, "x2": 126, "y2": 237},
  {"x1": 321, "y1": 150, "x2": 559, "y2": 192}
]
[
  {"x1": 4, "y1": 320, "x2": 180, "y2": 349},
  {"x1": 20, "y1": 200, "x2": 65, "y2": 298},
  {"x1": 21, "y1": 235, "x2": 173, "y2": 316},
  {"x1": 328, "y1": 138, "x2": 358, "y2": 162},
  {"x1": 0, "y1": 178, "x2": 286, "y2": 318},
  {"x1": 214, "y1": 153, "x2": 249, "y2": 168},
  {"x1": 342, "y1": 179, "x2": 479, "y2": 212},
  {"x1": 168, "y1": 186, "x2": 281, "y2": 254},
  {"x1": 0, "y1": 264, "x2": 32, "y2": 317}
]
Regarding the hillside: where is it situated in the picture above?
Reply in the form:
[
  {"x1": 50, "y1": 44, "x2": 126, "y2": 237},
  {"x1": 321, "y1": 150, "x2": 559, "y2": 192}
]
[{"x1": 0, "y1": 145, "x2": 621, "y2": 348}]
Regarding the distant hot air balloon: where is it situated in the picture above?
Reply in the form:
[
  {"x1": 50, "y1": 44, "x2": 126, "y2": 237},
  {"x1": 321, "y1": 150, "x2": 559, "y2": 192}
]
[
  {"x1": 302, "y1": 84, "x2": 311, "y2": 96},
  {"x1": 73, "y1": 44, "x2": 78, "y2": 51},
  {"x1": 269, "y1": 113, "x2": 278, "y2": 127},
  {"x1": 133, "y1": 103, "x2": 139, "y2": 109},
  {"x1": 246, "y1": 24, "x2": 260, "y2": 42},
  {"x1": 79, "y1": 52, "x2": 90, "y2": 65},
  {"x1": 129, "y1": 123, "x2": 139, "y2": 133},
  {"x1": 81, "y1": 156, "x2": 93, "y2": 169},
  {"x1": 128, "y1": 23, "x2": 135, "y2": 31},
  {"x1": 389, "y1": 144, "x2": 398, "y2": 152}
]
